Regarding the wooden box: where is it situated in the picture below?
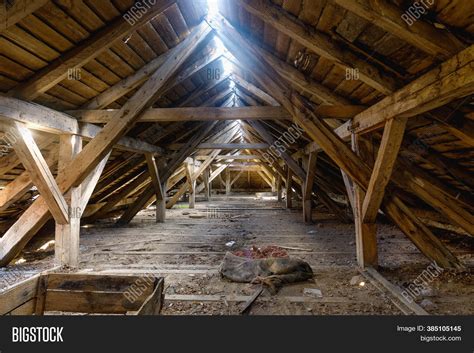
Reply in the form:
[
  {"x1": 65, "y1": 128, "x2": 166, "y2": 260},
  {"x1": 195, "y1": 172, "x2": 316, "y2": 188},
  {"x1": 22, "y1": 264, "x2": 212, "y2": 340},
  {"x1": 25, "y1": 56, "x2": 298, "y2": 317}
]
[{"x1": 0, "y1": 273, "x2": 164, "y2": 315}]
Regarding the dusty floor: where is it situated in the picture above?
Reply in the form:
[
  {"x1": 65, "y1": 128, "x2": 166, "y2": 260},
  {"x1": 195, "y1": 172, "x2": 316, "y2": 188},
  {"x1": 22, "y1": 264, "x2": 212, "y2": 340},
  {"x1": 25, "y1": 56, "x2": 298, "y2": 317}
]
[{"x1": 1, "y1": 194, "x2": 472, "y2": 315}]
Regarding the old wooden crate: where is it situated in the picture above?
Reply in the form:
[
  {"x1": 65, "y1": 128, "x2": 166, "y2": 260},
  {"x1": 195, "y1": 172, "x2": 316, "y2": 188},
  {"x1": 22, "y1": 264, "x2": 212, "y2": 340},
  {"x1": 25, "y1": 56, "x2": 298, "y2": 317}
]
[{"x1": 0, "y1": 273, "x2": 164, "y2": 315}]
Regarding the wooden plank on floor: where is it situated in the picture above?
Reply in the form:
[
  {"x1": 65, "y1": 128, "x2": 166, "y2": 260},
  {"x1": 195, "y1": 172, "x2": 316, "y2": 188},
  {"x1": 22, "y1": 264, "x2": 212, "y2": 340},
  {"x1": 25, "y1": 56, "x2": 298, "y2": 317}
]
[
  {"x1": 360, "y1": 267, "x2": 429, "y2": 315},
  {"x1": 165, "y1": 294, "x2": 373, "y2": 304}
]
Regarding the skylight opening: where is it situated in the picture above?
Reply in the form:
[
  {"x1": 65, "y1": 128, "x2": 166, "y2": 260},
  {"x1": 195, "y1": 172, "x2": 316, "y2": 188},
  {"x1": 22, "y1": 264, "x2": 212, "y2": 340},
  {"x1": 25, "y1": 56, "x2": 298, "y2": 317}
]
[{"x1": 207, "y1": 0, "x2": 220, "y2": 19}]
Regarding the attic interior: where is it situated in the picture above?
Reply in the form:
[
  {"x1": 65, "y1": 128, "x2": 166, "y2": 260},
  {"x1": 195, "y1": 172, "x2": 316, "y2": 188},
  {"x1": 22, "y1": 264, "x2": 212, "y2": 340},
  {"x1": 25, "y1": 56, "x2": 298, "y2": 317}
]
[{"x1": 0, "y1": 0, "x2": 472, "y2": 316}]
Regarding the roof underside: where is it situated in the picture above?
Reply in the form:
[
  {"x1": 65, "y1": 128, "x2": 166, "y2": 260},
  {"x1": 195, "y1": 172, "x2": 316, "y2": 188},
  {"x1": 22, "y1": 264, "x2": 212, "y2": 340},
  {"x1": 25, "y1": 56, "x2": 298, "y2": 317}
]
[{"x1": 0, "y1": 0, "x2": 472, "y2": 244}]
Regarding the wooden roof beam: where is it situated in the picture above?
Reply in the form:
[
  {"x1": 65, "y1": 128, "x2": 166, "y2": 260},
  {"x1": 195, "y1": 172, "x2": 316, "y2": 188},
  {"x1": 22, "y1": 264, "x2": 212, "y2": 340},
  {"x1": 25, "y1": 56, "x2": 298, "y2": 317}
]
[
  {"x1": 0, "y1": 96, "x2": 162, "y2": 154},
  {"x1": 0, "y1": 21, "x2": 212, "y2": 266},
  {"x1": 247, "y1": 47, "x2": 352, "y2": 105},
  {"x1": 196, "y1": 155, "x2": 261, "y2": 160},
  {"x1": 230, "y1": 73, "x2": 280, "y2": 106},
  {"x1": 333, "y1": 0, "x2": 465, "y2": 60},
  {"x1": 83, "y1": 25, "x2": 219, "y2": 110},
  {"x1": 338, "y1": 45, "x2": 474, "y2": 138},
  {"x1": 12, "y1": 122, "x2": 69, "y2": 224},
  {"x1": 361, "y1": 117, "x2": 408, "y2": 224},
  {"x1": 197, "y1": 143, "x2": 269, "y2": 149},
  {"x1": 237, "y1": 0, "x2": 398, "y2": 95},
  {"x1": 209, "y1": 13, "x2": 461, "y2": 268},
  {"x1": 9, "y1": 0, "x2": 176, "y2": 100},
  {"x1": 0, "y1": 0, "x2": 49, "y2": 33},
  {"x1": 118, "y1": 122, "x2": 219, "y2": 221},
  {"x1": 70, "y1": 106, "x2": 291, "y2": 123},
  {"x1": 306, "y1": 44, "x2": 474, "y2": 153}
]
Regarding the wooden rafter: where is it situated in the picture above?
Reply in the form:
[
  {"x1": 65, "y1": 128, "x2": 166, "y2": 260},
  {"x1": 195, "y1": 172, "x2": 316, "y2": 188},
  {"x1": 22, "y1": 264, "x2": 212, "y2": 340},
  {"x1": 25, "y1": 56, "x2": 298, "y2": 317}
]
[
  {"x1": 209, "y1": 13, "x2": 461, "y2": 268},
  {"x1": 246, "y1": 47, "x2": 351, "y2": 105},
  {"x1": 8, "y1": 0, "x2": 176, "y2": 100},
  {"x1": 82, "y1": 22, "x2": 216, "y2": 110},
  {"x1": 336, "y1": 45, "x2": 474, "y2": 139},
  {"x1": 0, "y1": 0, "x2": 49, "y2": 33},
  {"x1": 333, "y1": 0, "x2": 465, "y2": 60},
  {"x1": 0, "y1": 21, "x2": 212, "y2": 266},
  {"x1": 237, "y1": 0, "x2": 398, "y2": 94}
]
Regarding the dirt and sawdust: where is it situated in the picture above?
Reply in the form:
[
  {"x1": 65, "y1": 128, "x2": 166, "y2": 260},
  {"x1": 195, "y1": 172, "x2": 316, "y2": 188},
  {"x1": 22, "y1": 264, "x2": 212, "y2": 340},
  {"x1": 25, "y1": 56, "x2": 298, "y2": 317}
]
[{"x1": 1, "y1": 195, "x2": 472, "y2": 315}]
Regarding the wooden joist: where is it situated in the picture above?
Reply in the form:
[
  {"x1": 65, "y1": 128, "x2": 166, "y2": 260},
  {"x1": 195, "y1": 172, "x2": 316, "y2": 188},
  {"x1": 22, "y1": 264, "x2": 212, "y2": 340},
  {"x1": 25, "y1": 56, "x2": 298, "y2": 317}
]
[
  {"x1": 197, "y1": 155, "x2": 260, "y2": 160},
  {"x1": 55, "y1": 135, "x2": 81, "y2": 267},
  {"x1": 146, "y1": 153, "x2": 165, "y2": 203},
  {"x1": 185, "y1": 161, "x2": 196, "y2": 208},
  {"x1": 230, "y1": 73, "x2": 280, "y2": 106},
  {"x1": 0, "y1": 149, "x2": 56, "y2": 212},
  {"x1": 285, "y1": 167, "x2": 293, "y2": 209},
  {"x1": 78, "y1": 153, "x2": 111, "y2": 215},
  {"x1": 69, "y1": 106, "x2": 291, "y2": 123},
  {"x1": 351, "y1": 134, "x2": 378, "y2": 268}
]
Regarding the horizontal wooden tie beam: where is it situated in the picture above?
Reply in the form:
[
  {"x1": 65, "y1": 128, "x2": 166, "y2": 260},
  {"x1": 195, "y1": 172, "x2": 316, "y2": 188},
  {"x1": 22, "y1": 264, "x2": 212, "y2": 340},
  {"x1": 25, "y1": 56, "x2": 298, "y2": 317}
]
[
  {"x1": 0, "y1": 96, "x2": 162, "y2": 154},
  {"x1": 197, "y1": 143, "x2": 269, "y2": 149},
  {"x1": 68, "y1": 106, "x2": 292, "y2": 122}
]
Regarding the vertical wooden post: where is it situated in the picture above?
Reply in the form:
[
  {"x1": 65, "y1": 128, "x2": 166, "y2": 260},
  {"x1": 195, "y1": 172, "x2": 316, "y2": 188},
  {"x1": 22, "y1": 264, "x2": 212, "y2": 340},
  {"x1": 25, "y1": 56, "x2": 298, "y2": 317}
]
[
  {"x1": 303, "y1": 152, "x2": 318, "y2": 224},
  {"x1": 225, "y1": 168, "x2": 231, "y2": 195},
  {"x1": 145, "y1": 153, "x2": 166, "y2": 223},
  {"x1": 271, "y1": 176, "x2": 276, "y2": 192},
  {"x1": 276, "y1": 174, "x2": 282, "y2": 202},
  {"x1": 352, "y1": 134, "x2": 378, "y2": 268},
  {"x1": 156, "y1": 180, "x2": 166, "y2": 223},
  {"x1": 189, "y1": 159, "x2": 196, "y2": 209},
  {"x1": 208, "y1": 168, "x2": 213, "y2": 201},
  {"x1": 286, "y1": 166, "x2": 293, "y2": 209},
  {"x1": 55, "y1": 135, "x2": 82, "y2": 268},
  {"x1": 203, "y1": 168, "x2": 210, "y2": 201}
]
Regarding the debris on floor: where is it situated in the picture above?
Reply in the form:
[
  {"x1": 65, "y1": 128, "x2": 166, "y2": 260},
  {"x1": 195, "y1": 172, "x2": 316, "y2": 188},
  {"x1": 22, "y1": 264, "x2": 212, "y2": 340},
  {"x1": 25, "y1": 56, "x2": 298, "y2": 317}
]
[
  {"x1": 303, "y1": 288, "x2": 323, "y2": 298},
  {"x1": 350, "y1": 275, "x2": 363, "y2": 286},
  {"x1": 219, "y1": 251, "x2": 313, "y2": 294},
  {"x1": 232, "y1": 245, "x2": 288, "y2": 258},
  {"x1": 189, "y1": 214, "x2": 206, "y2": 219},
  {"x1": 240, "y1": 286, "x2": 264, "y2": 314}
]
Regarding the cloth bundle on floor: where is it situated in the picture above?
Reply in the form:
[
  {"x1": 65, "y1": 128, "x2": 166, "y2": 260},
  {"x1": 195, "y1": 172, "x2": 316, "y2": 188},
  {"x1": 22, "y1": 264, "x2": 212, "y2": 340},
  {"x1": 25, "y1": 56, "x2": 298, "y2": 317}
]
[{"x1": 219, "y1": 252, "x2": 313, "y2": 294}]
